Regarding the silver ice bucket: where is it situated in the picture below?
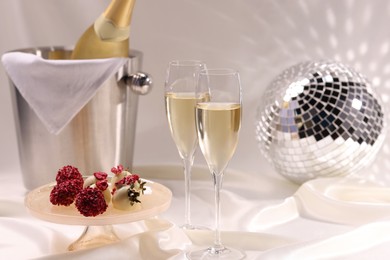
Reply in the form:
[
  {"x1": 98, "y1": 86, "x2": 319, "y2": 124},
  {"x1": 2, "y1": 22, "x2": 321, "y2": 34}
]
[{"x1": 7, "y1": 46, "x2": 151, "y2": 190}]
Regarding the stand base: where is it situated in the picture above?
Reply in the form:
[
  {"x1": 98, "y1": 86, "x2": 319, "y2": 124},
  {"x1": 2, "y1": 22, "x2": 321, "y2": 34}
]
[
  {"x1": 68, "y1": 225, "x2": 120, "y2": 251},
  {"x1": 186, "y1": 246, "x2": 245, "y2": 260},
  {"x1": 181, "y1": 224, "x2": 210, "y2": 230}
]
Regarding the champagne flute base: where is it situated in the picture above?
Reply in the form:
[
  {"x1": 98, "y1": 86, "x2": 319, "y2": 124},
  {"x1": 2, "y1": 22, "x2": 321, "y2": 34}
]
[
  {"x1": 181, "y1": 224, "x2": 210, "y2": 230},
  {"x1": 186, "y1": 246, "x2": 245, "y2": 260}
]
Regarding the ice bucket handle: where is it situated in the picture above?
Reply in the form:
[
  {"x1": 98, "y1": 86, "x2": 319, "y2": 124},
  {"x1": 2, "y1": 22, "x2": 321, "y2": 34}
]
[{"x1": 124, "y1": 72, "x2": 152, "y2": 95}]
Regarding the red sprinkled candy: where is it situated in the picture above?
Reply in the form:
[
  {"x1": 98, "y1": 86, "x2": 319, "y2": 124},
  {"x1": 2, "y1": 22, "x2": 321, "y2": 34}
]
[
  {"x1": 50, "y1": 179, "x2": 82, "y2": 206},
  {"x1": 93, "y1": 172, "x2": 108, "y2": 180},
  {"x1": 116, "y1": 174, "x2": 140, "y2": 186},
  {"x1": 96, "y1": 179, "x2": 108, "y2": 191},
  {"x1": 111, "y1": 165, "x2": 124, "y2": 175},
  {"x1": 75, "y1": 187, "x2": 108, "y2": 217},
  {"x1": 56, "y1": 165, "x2": 83, "y2": 186}
]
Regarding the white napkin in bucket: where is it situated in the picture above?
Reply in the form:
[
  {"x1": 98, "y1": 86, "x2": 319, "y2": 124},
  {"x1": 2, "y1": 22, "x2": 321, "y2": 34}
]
[{"x1": 2, "y1": 52, "x2": 128, "y2": 134}]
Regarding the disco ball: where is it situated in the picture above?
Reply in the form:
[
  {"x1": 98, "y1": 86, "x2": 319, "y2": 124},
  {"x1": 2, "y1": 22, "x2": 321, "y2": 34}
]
[{"x1": 255, "y1": 60, "x2": 386, "y2": 184}]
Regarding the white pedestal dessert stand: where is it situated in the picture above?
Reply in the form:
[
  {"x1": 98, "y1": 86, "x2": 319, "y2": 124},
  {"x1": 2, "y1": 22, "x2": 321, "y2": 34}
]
[{"x1": 25, "y1": 180, "x2": 172, "y2": 251}]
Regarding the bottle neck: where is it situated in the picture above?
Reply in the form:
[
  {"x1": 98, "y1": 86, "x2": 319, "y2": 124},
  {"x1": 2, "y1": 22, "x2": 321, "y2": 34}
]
[
  {"x1": 104, "y1": 0, "x2": 135, "y2": 28},
  {"x1": 94, "y1": 0, "x2": 136, "y2": 41}
]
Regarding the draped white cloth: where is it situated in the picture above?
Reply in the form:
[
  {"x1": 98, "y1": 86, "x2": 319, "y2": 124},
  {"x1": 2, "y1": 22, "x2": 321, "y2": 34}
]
[
  {"x1": 1, "y1": 52, "x2": 128, "y2": 134},
  {"x1": 2, "y1": 165, "x2": 390, "y2": 259}
]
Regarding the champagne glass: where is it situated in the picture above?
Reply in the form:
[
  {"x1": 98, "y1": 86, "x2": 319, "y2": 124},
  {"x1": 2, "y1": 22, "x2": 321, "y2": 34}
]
[
  {"x1": 165, "y1": 60, "x2": 207, "y2": 229},
  {"x1": 187, "y1": 69, "x2": 245, "y2": 259}
]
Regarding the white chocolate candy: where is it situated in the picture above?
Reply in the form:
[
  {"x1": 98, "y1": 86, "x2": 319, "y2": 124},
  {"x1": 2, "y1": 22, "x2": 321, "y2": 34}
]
[
  {"x1": 83, "y1": 176, "x2": 97, "y2": 188},
  {"x1": 101, "y1": 187, "x2": 112, "y2": 205},
  {"x1": 84, "y1": 170, "x2": 143, "y2": 211},
  {"x1": 112, "y1": 185, "x2": 141, "y2": 211},
  {"x1": 110, "y1": 170, "x2": 131, "y2": 187}
]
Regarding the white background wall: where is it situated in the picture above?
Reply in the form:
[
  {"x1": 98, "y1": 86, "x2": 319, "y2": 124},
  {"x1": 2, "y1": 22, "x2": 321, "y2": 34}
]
[{"x1": 1, "y1": 0, "x2": 390, "y2": 184}]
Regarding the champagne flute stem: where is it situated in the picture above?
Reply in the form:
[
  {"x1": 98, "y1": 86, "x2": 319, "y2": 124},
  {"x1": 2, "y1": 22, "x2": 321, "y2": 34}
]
[
  {"x1": 183, "y1": 156, "x2": 194, "y2": 228},
  {"x1": 212, "y1": 172, "x2": 224, "y2": 251}
]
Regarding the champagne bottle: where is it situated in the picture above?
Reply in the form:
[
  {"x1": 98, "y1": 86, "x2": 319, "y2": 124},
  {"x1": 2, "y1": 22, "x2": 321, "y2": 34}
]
[{"x1": 71, "y1": 0, "x2": 136, "y2": 59}]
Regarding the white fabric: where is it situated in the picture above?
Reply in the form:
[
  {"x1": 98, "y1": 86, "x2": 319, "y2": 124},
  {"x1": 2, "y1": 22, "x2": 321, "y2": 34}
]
[
  {"x1": 294, "y1": 177, "x2": 390, "y2": 225},
  {"x1": 1, "y1": 52, "x2": 128, "y2": 134},
  {"x1": 3, "y1": 165, "x2": 390, "y2": 259}
]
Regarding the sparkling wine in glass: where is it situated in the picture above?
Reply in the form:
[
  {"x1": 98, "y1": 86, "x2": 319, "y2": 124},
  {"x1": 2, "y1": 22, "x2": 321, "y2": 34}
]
[
  {"x1": 187, "y1": 69, "x2": 245, "y2": 259},
  {"x1": 165, "y1": 60, "x2": 207, "y2": 229}
]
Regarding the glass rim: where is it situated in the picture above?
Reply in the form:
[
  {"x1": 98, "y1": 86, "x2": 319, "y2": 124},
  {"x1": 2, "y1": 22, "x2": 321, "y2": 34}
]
[
  {"x1": 199, "y1": 68, "x2": 239, "y2": 75},
  {"x1": 169, "y1": 60, "x2": 205, "y2": 67}
]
